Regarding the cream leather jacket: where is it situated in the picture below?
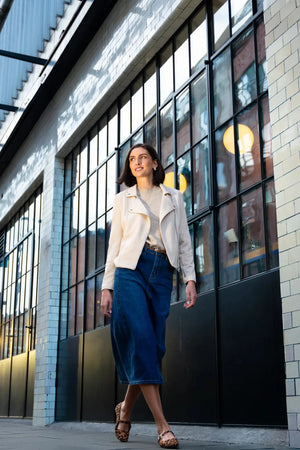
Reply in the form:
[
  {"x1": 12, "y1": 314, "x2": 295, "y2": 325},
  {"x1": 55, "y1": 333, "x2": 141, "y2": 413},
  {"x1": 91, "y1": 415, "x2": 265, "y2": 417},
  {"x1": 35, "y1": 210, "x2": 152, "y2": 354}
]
[{"x1": 101, "y1": 184, "x2": 196, "y2": 290}]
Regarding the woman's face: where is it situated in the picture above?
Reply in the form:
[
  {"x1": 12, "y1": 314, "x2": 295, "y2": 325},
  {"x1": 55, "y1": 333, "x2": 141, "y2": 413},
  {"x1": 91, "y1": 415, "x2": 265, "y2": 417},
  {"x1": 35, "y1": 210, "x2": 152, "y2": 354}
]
[{"x1": 129, "y1": 147, "x2": 158, "y2": 181}]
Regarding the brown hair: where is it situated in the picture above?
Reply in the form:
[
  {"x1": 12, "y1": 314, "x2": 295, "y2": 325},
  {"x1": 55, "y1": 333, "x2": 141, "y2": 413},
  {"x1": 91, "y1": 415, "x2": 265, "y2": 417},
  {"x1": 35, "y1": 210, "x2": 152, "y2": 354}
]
[{"x1": 118, "y1": 143, "x2": 165, "y2": 187}]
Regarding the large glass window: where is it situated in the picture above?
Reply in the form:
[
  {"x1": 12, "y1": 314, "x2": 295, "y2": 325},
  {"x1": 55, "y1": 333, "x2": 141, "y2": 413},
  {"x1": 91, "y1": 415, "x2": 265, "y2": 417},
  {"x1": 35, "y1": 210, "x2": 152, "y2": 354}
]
[
  {"x1": 0, "y1": 187, "x2": 42, "y2": 359},
  {"x1": 60, "y1": 2, "x2": 277, "y2": 338}
]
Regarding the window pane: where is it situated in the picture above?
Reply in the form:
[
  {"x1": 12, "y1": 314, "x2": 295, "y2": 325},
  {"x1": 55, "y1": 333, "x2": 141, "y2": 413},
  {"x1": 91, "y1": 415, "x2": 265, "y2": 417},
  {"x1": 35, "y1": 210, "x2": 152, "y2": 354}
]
[
  {"x1": 160, "y1": 43, "x2": 173, "y2": 104},
  {"x1": 96, "y1": 274, "x2": 105, "y2": 328},
  {"x1": 190, "y1": 8, "x2": 207, "y2": 74},
  {"x1": 88, "y1": 173, "x2": 97, "y2": 225},
  {"x1": 65, "y1": 154, "x2": 72, "y2": 195},
  {"x1": 77, "y1": 230, "x2": 86, "y2": 282},
  {"x1": 177, "y1": 151, "x2": 192, "y2": 217},
  {"x1": 213, "y1": 0, "x2": 230, "y2": 51},
  {"x1": 89, "y1": 126, "x2": 98, "y2": 173},
  {"x1": 231, "y1": 0, "x2": 252, "y2": 35},
  {"x1": 218, "y1": 200, "x2": 240, "y2": 285},
  {"x1": 256, "y1": 20, "x2": 268, "y2": 93},
  {"x1": 79, "y1": 139, "x2": 88, "y2": 183},
  {"x1": 120, "y1": 90, "x2": 131, "y2": 143},
  {"x1": 233, "y1": 28, "x2": 256, "y2": 112},
  {"x1": 216, "y1": 120, "x2": 236, "y2": 203},
  {"x1": 261, "y1": 95, "x2": 273, "y2": 177},
  {"x1": 87, "y1": 222, "x2": 96, "y2": 275},
  {"x1": 163, "y1": 164, "x2": 175, "y2": 190},
  {"x1": 176, "y1": 88, "x2": 190, "y2": 157},
  {"x1": 86, "y1": 278, "x2": 95, "y2": 332},
  {"x1": 107, "y1": 155, "x2": 116, "y2": 210},
  {"x1": 71, "y1": 189, "x2": 79, "y2": 237},
  {"x1": 160, "y1": 101, "x2": 174, "y2": 167},
  {"x1": 96, "y1": 216, "x2": 105, "y2": 268},
  {"x1": 106, "y1": 210, "x2": 113, "y2": 253},
  {"x1": 131, "y1": 128, "x2": 143, "y2": 145},
  {"x1": 144, "y1": 62, "x2": 156, "y2": 118},
  {"x1": 193, "y1": 139, "x2": 210, "y2": 213},
  {"x1": 213, "y1": 47, "x2": 232, "y2": 128},
  {"x1": 241, "y1": 188, "x2": 266, "y2": 277},
  {"x1": 72, "y1": 146, "x2": 80, "y2": 190},
  {"x1": 97, "y1": 165, "x2": 106, "y2": 217},
  {"x1": 108, "y1": 106, "x2": 118, "y2": 154},
  {"x1": 76, "y1": 282, "x2": 84, "y2": 335},
  {"x1": 69, "y1": 237, "x2": 77, "y2": 286},
  {"x1": 132, "y1": 76, "x2": 143, "y2": 132},
  {"x1": 174, "y1": 26, "x2": 189, "y2": 90},
  {"x1": 265, "y1": 181, "x2": 279, "y2": 269},
  {"x1": 144, "y1": 116, "x2": 156, "y2": 149},
  {"x1": 119, "y1": 140, "x2": 131, "y2": 175},
  {"x1": 78, "y1": 182, "x2": 87, "y2": 232},
  {"x1": 237, "y1": 104, "x2": 261, "y2": 190},
  {"x1": 63, "y1": 197, "x2": 71, "y2": 243},
  {"x1": 191, "y1": 72, "x2": 208, "y2": 144},
  {"x1": 99, "y1": 117, "x2": 107, "y2": 163},
  {"x1": 69, "y1": 286, "x2": 76, "y2": 337}
]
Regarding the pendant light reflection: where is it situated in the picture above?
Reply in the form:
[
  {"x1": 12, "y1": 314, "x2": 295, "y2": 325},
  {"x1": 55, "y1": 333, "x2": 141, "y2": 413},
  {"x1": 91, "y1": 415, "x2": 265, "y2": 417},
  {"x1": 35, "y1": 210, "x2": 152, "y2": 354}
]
[
  {"x1": 223, "y1": 124, "x2": 254, "y2": 154},
  {"x1": 164, "y1": 172, "x2": 187, "y2": 193}
]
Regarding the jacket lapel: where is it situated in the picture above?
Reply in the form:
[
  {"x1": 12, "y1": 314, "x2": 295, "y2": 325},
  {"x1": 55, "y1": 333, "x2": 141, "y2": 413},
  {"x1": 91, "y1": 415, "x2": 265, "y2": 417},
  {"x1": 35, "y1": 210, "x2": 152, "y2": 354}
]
[
  {"x1": 159, "y1": 184, "x2": 175, "y2": 221},
  {"x1": 126, "y1": 185, "x2": 149, "y2": 216}
]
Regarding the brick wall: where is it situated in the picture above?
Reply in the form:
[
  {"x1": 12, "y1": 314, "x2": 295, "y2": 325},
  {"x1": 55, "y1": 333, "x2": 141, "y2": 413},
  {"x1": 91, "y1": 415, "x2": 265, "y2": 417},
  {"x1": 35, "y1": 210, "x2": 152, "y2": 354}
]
[{"x1": 264, "y1": 0, "x2": 300, "y2": 447}]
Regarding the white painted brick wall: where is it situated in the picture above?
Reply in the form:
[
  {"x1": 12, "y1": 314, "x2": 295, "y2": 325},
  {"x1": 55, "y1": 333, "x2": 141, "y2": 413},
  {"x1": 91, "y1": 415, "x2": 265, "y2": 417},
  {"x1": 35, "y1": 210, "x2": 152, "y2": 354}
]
[{"x1": 264, "y1": 0, "x2": 300, "y2": 447}]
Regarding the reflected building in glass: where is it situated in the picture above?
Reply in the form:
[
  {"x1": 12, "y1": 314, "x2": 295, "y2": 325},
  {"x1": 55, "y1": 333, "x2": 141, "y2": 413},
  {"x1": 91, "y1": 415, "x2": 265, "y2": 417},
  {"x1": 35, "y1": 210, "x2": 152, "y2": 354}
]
[{"x1": 0, "y1": 0, "x2": 299, "y2": 446}]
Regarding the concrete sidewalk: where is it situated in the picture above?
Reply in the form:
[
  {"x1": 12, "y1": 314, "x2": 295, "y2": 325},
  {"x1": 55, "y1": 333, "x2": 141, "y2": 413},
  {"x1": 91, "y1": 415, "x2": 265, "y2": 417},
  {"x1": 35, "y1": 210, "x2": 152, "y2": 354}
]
[{"x1": 0, "y1": 419, "x2": 297, "y2": 450}]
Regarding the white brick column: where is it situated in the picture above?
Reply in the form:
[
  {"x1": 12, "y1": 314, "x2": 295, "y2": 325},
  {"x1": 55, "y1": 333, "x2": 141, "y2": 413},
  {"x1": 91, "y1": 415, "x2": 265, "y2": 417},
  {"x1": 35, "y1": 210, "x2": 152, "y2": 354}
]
[
  {"x1": 264, "y1": 0, "x2": 300, "y2": 447},
  {"x1": 33, "y1": 155, "x2": 64, "y2": 426}
]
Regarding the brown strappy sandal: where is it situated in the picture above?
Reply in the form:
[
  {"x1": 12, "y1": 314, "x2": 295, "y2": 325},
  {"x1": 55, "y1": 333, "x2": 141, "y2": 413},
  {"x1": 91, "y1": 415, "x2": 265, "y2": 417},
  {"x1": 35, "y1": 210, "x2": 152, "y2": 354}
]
[
  {"x1": 114, "y1": 402, "x2": 131, "y2": 442},
  {"x1": 157, "y1": 430, "x2": 179, "y2": 448}
]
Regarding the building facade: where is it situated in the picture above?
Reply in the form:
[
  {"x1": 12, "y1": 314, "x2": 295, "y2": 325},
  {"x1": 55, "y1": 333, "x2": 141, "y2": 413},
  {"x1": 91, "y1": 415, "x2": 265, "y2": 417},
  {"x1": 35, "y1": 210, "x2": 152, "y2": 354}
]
[{"x1": 0, "y1": 0, "x2": 299, "y2": 447}]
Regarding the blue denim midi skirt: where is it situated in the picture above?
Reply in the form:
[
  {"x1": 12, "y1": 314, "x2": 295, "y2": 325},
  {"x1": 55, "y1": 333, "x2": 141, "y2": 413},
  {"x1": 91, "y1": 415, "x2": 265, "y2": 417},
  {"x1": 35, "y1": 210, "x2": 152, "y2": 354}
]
[{"x1": 111, "y1": 246, "x2": 174, "y2": 385}]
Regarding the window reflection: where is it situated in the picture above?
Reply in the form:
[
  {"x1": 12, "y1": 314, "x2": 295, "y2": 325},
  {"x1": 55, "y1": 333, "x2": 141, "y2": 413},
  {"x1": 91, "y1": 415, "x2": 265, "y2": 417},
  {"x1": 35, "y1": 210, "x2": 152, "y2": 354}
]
[
  {"x1": 160, "y1": 43, "x2": 173, "y2": 104},
  {"x1": 86, "y1": 278, "x2": 95, "y2": 332},
  {"x1": 89, "y1": 126, "x2": 98, "y2": 173},
  {"x1": 78, "y1": 182, "x2": 87, "y2": 231},
  {"x1": 216, "y1": 121, "x2": 236, "y2": 203},
  {"x1": 99, "y1": 117, "x2": 107, "y2": 163},
  {"x1": 231, "y1": 0, "x2": 252, "y2": 35},
  {"x1": 87, "y1": 223, "x2": 96, "y2": 275},
  {"x1": 120, "y1": 90, "x2": 131, "y2": 143},
  {"x1": 213, "y1": 0, "x2": 229, "y2": 51},
  {"x1": 132, "y1": 76, "x2": 143, "y2": 132},
  {"x1": 233, "y1": 28, "x2": 256, "y2": 112},
  {"x1": 190, "y1": 8, "x2": 207, "y2": 74},
  {"x1": 88, "y1": 173, "x2": 97, "y2": 225},
  {"x1": 107, "y1": 155, "x2": 116, "y2": 210},
  {"x1": 108, "y1": 106, "x2": 118, "y2": 154},
  {"x1": 193, "y1": 139, "x2": 210, "y2": 213},
  {"x1": 265, "y1": 181, "x2": 279, "y2": 269},
  {"x1": 97, "y1": 166, "x2": 106, "y2": 217},
  {"x1": 174, "y1": 26, "x2": 189, "y2": 90},
  {"x1": 144, "y1": 116, "x2": 156, "y2": 149},
  {"x1": 160, "y1": 101, "x2": 174, "y2": 167},
  {"x1": 176, "y1": 87, "x2": 190, "y2": 156},
  {"x1": 144, "y1": 62, "x2": 156, "y2": 118},
  {"x1": 195, "y1": 216, "x2": 214, "y2": 292},
  {"x1": 96, "y1": 216, "x2": 105, "y2": 268},
  {"x1": 261, "y1": 95, "x2": 273, "y2": 177},
  {"x1": 213, "y1": 47, "x2": 232, "y2": 128},
  {"x1": 79, "y1": 140, "x2": 88, "y2": 183},
  {"x1": 218, "y1": 200, "x2": 240, "y2": 285},
  {"x1": 256, "y1": 20, "x2": 267, "y2": 93},
  {"x1": 241, "y1": 188, "x2": 266, "y2": 276},
  {"x1": 77, "y1": 230, "x2": 86, "y2": 282},
  {"x1": 177, "y1": 151, "x2": 192, "y2": 217},
  {"x1": 237, "y1": 104, "x2": 261, "y2": 190},
  {"x1": 191, "y1": 72, "x2": 207, "y2": 144},
  {"x1": 96, "y1": 274, "x2": 105, "y2": 327},
  {"x1": 76, "y1": 282, "x2": 84, "y2": 335}
]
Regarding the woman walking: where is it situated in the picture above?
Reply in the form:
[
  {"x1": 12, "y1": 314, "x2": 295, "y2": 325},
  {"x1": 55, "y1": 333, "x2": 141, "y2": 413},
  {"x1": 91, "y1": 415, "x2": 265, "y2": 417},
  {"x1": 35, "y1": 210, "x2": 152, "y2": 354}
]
[{"x1": 101, "y1": 143, "x2": 197, "y2": 448}]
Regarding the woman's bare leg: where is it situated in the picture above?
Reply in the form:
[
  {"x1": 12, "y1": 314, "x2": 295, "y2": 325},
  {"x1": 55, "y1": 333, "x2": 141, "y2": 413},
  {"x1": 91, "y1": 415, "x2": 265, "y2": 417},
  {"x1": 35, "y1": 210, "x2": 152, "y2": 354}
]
[
  {"x1": 117, "y1": 384, "x2": 141, "y2": 432},
  {"x1": 140, "y1": 384, "x2": 175, "y2": 443}
]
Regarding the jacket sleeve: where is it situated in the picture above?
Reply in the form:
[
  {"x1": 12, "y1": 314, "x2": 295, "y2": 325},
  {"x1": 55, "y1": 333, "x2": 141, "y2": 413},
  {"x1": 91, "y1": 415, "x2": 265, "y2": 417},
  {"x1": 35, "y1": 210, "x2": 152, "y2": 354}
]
[
  {"x1": 101, "y1": 195, "x2": 123, "y2": 290},
  {"x1": 177, "y1": 192, "x2": 196, "y2": 284}
]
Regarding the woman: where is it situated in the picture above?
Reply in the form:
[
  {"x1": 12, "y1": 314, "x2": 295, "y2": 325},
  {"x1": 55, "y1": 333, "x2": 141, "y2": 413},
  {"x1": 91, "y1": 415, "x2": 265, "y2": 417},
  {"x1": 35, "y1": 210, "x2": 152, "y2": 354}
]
[{"x1": 101, "y1": 143, "x2": 197, "y2": 449}]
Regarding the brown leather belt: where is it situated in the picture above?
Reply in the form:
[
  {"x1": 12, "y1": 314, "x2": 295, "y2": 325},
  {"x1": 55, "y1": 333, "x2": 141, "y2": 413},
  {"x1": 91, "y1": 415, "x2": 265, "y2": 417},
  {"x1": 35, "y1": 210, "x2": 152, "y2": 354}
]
[{"x1": 145, "y1": 243, "x2": 166, "y2": 254}]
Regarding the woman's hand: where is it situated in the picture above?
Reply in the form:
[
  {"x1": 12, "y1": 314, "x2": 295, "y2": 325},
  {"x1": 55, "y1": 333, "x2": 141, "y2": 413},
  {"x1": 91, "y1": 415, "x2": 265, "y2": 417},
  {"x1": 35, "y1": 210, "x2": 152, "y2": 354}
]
[
  {"x1": 101, "y1": 289, "x2": 113, "y2": 317},
  {"x1": 184, "y1": 280, "x2": 197, "y2": 309}
]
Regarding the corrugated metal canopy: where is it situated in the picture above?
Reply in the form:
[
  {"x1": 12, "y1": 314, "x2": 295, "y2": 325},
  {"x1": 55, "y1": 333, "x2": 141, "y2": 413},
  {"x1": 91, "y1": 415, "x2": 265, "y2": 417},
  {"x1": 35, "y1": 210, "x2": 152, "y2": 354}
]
[{"x1": 0, "y1": 0, "x2": 71, "y2": 126}]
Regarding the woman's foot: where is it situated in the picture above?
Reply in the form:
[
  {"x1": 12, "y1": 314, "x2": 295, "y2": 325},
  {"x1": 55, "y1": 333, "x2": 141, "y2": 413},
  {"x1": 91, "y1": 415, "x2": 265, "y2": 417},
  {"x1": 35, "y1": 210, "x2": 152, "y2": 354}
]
[
  {"x1": 115, "y1": 402, "x2": 131, "y2": 442},
  {"x1": 157, "y1": 430, "x2": 179, "y2": 448}
]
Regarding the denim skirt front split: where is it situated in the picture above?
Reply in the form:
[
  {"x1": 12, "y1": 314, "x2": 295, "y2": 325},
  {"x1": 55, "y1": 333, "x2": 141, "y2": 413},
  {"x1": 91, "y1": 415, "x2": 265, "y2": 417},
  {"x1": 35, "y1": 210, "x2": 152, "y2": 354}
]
[{"x1": 111, "y1": 246, "x2": 174, "y2": 385}]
